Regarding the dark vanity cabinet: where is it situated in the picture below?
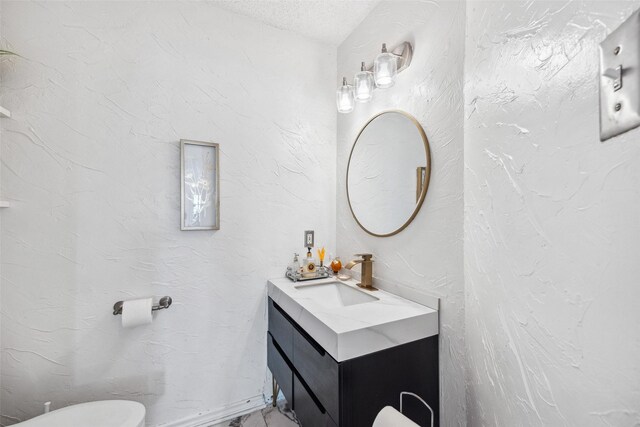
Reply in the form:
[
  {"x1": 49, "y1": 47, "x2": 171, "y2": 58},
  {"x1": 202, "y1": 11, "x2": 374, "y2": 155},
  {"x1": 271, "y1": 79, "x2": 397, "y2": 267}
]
[{"x1": 267, "y1": 298, "x2": 439, "y2": 427}]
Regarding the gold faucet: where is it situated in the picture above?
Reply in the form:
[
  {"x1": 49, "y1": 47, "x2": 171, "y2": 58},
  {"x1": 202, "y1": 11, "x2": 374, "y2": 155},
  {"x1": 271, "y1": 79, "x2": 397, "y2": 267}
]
[{"x1": 344, "y1": 253, "x2": 375, "y2": 290}]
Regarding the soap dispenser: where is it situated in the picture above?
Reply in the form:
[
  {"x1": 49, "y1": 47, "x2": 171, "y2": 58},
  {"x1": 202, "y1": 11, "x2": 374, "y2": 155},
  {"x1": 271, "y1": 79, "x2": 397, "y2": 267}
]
[
  {"x1": 288, "y1": 253, "x2": 301, "y2": 275},
  {"x1": 302, "y1": 247, "x2": 317, "y2": 276}
]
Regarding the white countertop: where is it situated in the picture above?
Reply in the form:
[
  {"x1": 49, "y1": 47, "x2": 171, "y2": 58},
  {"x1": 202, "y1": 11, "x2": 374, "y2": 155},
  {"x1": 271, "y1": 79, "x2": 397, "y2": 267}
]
[{"x1": 267, "y1": 277, "x2": 439, "y2": 362}]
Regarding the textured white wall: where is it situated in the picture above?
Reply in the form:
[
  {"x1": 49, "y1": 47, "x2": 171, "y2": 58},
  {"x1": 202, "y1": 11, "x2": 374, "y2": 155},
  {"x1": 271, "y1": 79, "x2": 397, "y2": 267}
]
[
  {"x1": 465, "y1": 1, "x2": 640, "y2": 425},
  {"x1": 337, "y1": 2, "x2": 466, "y2": 425},
  {"x1": 5, "y1": 1, "x2": 637, "y2": 426},
  {"x1": 0, "y1": 2, "x2": 335, "y2": 425}
]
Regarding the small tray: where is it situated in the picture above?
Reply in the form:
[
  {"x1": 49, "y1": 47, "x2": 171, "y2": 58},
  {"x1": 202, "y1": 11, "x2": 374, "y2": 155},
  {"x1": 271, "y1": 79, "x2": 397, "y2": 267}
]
[{"x1": 286, "y1": 266, "x2": 331, "y2": 282}]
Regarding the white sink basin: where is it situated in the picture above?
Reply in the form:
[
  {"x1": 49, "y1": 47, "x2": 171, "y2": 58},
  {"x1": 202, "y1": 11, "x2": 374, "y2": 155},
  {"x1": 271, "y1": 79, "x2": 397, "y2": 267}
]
[
  {"x1": 294, "y1": 281, "x2": 378, "y2": 308},
  {"x1": 268, "y1": 277, "x2": 438, "y2": 361}
]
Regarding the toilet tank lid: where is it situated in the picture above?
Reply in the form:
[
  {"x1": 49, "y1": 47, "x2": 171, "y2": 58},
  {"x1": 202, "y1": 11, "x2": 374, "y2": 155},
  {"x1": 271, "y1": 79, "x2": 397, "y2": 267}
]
[{"x1": 16, "y1": 400, "x2": 145, "y2": 427}]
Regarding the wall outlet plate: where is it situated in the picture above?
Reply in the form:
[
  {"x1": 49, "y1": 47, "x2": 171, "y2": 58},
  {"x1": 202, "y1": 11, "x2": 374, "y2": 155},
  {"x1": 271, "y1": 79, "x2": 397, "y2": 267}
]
[
  {"x1": 304, "y1": 230, "x2": 314, "y2": 248},
  {"x1": 600, "y1": 9, "x2": 640, "y2": 141}
]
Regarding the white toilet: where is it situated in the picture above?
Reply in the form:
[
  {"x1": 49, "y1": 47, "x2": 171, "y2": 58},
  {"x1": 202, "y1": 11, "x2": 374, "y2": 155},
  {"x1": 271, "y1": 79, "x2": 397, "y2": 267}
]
[{"x1": 14, "y1": 400, "x2": 145, "y2": 427}]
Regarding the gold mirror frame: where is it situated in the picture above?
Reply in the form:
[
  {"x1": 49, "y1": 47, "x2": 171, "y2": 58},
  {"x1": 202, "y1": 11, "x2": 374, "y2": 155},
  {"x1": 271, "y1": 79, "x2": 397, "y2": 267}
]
[{"x1": 346, "y1": 110, "x2": 431, "y2": 237}]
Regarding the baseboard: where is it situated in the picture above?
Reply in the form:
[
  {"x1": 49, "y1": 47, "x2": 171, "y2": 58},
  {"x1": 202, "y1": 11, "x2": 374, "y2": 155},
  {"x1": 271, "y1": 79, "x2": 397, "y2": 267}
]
[{"x1": 158, "y1": 394, "x2": 267, "y2": 427}]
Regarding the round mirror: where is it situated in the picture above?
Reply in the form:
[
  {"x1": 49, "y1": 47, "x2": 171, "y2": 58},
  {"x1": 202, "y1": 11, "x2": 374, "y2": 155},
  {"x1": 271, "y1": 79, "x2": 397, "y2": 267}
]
[{"x1": 346, "y1": 111, "x2": 431, "y2": 237}]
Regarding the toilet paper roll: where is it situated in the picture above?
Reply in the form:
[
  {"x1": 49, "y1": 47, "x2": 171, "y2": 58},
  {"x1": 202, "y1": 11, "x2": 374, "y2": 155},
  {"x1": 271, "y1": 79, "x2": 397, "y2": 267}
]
[
  {"x1": 121, "y1": 298, "x2": 153, "y2": 328},
  {"x1": 372, "y1": 406, "x2": 420, "y2": 427}
]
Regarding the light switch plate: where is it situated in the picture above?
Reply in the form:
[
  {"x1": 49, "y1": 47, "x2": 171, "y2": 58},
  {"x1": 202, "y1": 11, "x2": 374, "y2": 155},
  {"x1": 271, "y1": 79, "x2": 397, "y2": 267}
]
[
  {"x1": 304, "y1": 230, "x2": 314, "y2": 248},
  {"x1": 600, "y1": 9, "x2": 640, "y2": 141}
]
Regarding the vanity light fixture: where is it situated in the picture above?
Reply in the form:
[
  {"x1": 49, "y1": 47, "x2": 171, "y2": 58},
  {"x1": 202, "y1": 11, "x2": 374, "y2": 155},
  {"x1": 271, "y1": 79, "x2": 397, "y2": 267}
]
[
  {"x1": 336, "y1": 77, "x2": 355, "y2": 114},
  {"x1": 336, "y1": 42, "x2": 412, "y2": 113},
  {"x1": 354, "y1": 62, "x2": 375, "y2": 103}
]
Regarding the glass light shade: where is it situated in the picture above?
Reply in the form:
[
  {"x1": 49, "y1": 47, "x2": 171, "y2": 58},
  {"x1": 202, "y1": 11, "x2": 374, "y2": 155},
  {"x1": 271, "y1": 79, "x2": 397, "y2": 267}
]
[
  {"x1": 374, "y1": 43, "x2": 397, "y2": 89},
  {"x1": 336, "y1": 77, "x2": 355, "y2": 113},
  {"x1": 354, "y1": 62, "x2": 374, "y2": 103}
]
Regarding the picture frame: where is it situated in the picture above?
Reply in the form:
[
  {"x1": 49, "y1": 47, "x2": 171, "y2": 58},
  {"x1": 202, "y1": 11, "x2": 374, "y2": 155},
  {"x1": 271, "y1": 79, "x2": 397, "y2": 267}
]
[{"x1": 180, "y1": 139, "x2": 220, "y2": 230}]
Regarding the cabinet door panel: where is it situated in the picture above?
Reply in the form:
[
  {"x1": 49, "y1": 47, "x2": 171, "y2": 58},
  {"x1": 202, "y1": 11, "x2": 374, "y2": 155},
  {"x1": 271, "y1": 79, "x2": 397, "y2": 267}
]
[
  {"x1": 268, "y1": 299, "x2": 294, "y2": 360},
  {"x1": 267, "y1": 333, "x2": 293, "y2": 405},
  {"x1": 293, "y1": 374, "x2": 337, "y2": 427},
  {"x1": 340, "y1": 335, "x2": 439, "y2": 426},
  {"x1": 292, "y1": 326, "x2": 339, "y2": 422}
]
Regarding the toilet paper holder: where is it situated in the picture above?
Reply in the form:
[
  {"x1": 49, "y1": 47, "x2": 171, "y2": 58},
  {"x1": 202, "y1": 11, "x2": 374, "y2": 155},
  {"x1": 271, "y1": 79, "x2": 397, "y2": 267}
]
[
  {"x1": 400, "y1": 392, "x2": 434, "y2": 427},
  {"x1": 112, "y1": 296, "x2": 173, "y2": 316}
]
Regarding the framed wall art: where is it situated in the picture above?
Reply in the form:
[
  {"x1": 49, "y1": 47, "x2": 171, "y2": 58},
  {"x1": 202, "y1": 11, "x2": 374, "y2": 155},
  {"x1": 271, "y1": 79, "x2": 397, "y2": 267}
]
[{"x1": 180, "y1": 139, "x2": 220, "y2": 230}]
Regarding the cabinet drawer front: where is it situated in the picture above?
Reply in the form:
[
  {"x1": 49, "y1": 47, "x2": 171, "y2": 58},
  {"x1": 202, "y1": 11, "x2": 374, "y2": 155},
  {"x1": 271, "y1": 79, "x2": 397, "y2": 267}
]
[
  {"x1": 293, "y1": 327, "x2": 339, "y2": 422},
  {"x1": 268, "y1": 299, "x2": 293, "y2": 360},
  {"x1": 293, "y1": 375, "x2": 338, "y2": 427},
  {"x1": 267, "y1": 333, "x2": 293, "y2": 405}
]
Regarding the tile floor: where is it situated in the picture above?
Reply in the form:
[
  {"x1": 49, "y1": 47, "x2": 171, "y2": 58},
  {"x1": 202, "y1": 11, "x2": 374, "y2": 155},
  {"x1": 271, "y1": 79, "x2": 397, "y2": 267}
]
[{"x1": 210, "y1": 400, "x2": 299, "y2": 427}]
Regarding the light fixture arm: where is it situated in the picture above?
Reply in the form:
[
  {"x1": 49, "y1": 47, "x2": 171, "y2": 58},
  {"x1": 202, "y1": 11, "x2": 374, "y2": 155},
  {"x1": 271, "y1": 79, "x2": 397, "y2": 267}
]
[{"x1": 393, "y1": 41, "x2": 413, "y2": 73}]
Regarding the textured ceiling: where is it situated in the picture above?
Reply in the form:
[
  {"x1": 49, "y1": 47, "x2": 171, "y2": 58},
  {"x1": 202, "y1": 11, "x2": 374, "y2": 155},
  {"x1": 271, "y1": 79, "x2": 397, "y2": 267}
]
[{"x1": 211, "y1": 1, "x2": 380, "y2": 45}]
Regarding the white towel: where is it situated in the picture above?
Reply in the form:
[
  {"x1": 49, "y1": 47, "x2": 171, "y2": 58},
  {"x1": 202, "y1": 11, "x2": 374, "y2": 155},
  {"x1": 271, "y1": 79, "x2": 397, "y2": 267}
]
[{"x1": 372, "y1": 406, "x2": 420, "y2": 427}]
